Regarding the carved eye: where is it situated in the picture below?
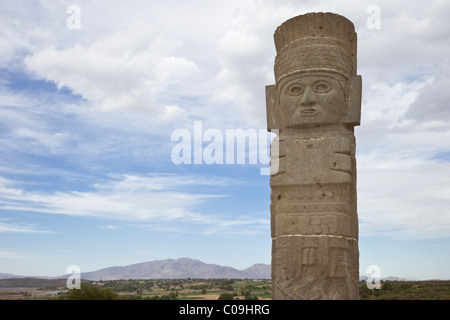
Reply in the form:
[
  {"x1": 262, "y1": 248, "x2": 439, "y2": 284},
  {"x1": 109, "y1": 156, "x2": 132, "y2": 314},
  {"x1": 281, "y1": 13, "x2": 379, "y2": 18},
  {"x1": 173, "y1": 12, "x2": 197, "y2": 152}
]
[
  {"x1": 313, "y1": 82, "x2": 331, "y2": 93},
  {"x1": 289, "y1": 85, "x2": 303, "y2": 96}
]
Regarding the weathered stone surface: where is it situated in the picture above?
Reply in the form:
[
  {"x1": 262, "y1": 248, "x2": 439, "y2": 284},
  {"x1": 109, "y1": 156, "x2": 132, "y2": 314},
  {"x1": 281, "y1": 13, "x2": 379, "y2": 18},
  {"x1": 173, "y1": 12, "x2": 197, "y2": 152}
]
[{"x1": 267, "y1": 12, "x2": 361, "y2": 300}]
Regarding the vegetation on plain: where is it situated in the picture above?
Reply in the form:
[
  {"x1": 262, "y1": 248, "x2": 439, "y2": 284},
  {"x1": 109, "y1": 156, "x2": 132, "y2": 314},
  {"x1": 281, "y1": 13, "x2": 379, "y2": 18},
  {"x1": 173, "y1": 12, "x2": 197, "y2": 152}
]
[{"x1": 2, "y1": 277, "x2": 449, "y2": 300}]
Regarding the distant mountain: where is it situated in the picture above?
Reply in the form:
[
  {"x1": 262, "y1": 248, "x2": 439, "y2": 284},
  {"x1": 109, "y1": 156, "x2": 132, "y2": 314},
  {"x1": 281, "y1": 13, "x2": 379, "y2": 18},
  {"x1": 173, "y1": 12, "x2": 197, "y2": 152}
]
[
  {"x1": 359, "y1": 276, "x2": 407, "y2": 282},
  {"x1": 0, "y1": 273, "x2": 22, "y2": 279},
  {"x1": 3, "y1": 260, "x2": 441, "y2": 281},
  {"x1": 242, "y1": 263, "x2": 272, "y2": 279},
  {"x1": 76, "y1": 258, "x2": 271, "y2": 281}
]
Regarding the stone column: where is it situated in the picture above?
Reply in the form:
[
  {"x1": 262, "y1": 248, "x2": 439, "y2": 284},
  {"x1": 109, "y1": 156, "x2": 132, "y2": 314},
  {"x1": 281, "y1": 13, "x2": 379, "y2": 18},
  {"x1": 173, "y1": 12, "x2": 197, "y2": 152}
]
[{"x1": 266, "y1": 13, "x2": 362, "y2": 300}]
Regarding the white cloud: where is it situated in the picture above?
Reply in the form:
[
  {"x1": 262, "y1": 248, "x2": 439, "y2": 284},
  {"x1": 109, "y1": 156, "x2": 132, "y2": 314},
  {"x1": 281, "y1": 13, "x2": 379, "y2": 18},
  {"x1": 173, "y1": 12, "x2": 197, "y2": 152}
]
[
  {"x1": 2, "y1": 0, "x2": 450, "y2": 245},
  {"x1": 210, "y1": 0, "x2": 450, "y2": 131},
  {"x1": 0, "y1": 173, "x2": 267, "y2": 236},
  {"x1": 0, "y1": 87, "x2": 29, "y2": 108},
  {"x1": 0, "y1": 2, "x2": 52, "y2": 68},
  {"x1": 24, "y1": 22, "x2": 199, "y2": 114},
  {"x1": 361, "y1": 78, "x2": 432, "y2": 127},
  {"x1": 13, "y1": 128, "x2": 70, "y2": 154},
  {"x1": 158, "y1": 105, "x2": 189, "y2": 123},
  {"x1": 0, "y1": 219, "x2": 52, "y2": 234},
  {"x1": 214, "y1": 0, "x2": 293, "y2": 127},
  {"x1": 98, "y1": 225, "x2": 121, "y2": 230},
  {"x1": 358, "y1": 163, "x2": 450, "y2": 239},
  {"x1": 405, "y1": 69, "x2": 450, "y2": 122},
  {"x1": 0, "y1": 251, "x2": 28, "y2": 259}
]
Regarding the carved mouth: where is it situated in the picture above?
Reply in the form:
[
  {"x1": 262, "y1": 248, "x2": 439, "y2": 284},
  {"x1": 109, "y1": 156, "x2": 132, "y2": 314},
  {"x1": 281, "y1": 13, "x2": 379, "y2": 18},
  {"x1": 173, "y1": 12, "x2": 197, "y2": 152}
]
[{"x1": 300, "y1": 108, "x2": 317, "y2": 116}]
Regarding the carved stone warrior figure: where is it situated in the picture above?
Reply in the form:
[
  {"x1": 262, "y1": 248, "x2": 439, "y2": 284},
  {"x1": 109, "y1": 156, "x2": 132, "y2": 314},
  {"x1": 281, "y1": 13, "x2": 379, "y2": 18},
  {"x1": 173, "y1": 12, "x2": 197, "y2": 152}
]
[{"x1": 266, "y1": 13, "x2": 362, "y2": 299}]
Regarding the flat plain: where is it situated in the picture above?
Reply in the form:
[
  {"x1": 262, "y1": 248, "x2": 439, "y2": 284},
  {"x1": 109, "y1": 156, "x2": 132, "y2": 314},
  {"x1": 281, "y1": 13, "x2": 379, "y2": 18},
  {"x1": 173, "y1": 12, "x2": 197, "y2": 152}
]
[{"x1": 1, "y1": 278, "x2": 449, "y2": 300}]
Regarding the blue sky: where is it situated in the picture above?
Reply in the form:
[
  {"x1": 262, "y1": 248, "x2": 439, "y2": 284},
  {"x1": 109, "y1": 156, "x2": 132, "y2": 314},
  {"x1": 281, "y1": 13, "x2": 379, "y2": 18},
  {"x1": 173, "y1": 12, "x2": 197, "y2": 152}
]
[{"x1": 1, "y1": 0, "x2": 450, "y2": 280}]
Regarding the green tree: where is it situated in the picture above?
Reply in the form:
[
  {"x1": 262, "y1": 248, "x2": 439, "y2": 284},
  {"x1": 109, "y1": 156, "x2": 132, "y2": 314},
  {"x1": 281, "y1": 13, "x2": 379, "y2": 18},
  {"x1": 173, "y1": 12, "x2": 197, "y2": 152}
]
[
  {"x1": 60, "y1": 283, "x2": 118, "y2": 300},
  {"x1": 244, "y1": 293, "x2": 258, "y2": 300},
  {"x1": 382, "y1": 281, "x2": 393, "y2": 291},
  {"x1": 218, "y1": 293, "x2": 235, "y2": 300},
  {"x1": 145, "y1": 292, "x2": 178, "y2": 300},
  {"x1": 160, "y1": 292, "x2": 178, "y2": 300}
]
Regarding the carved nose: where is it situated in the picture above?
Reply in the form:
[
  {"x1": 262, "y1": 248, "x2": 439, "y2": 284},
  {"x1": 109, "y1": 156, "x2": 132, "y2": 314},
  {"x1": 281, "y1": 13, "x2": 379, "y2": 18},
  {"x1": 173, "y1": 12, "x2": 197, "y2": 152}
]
[{"x1": 300, "y1": 86, "x2": 317, "y2": 106}]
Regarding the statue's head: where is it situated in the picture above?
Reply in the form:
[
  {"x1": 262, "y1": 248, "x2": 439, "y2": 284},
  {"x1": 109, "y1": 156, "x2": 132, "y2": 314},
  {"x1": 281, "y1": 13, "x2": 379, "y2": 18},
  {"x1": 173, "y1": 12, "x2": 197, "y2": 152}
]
[{"x1": 267, "y1": 13, "x2": 361, "y2": 130}]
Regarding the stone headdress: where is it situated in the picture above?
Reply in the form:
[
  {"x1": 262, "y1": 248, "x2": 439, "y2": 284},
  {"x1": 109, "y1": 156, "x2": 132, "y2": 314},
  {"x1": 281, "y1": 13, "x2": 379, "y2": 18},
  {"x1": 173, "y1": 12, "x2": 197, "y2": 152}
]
[{"x1": 267, "y1": 12, "x2": 362, "y2": 130}]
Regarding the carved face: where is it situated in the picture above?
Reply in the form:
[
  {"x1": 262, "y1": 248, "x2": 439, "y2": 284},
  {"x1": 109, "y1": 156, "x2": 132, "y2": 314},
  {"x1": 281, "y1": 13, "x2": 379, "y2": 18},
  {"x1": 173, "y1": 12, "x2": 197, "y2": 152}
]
[{"x1": 278, "y1": 72, "x2": 347, "y2": 128}]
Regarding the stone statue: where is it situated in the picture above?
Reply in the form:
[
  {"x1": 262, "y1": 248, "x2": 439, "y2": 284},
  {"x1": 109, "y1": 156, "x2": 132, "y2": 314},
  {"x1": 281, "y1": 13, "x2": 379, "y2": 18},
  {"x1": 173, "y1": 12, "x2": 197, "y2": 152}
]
[{"x1": 266, "y1": 12, "x2": 362, "y2": 299}]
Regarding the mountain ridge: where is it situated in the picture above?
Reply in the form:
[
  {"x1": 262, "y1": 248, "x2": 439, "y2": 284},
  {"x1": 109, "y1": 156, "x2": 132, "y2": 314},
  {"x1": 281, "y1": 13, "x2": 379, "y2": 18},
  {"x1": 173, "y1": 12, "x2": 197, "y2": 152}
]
[
  {"x1": 2, "y1": 258, "x2": 442, "y2": 281},
  {"x1": 77, "y1": 257, "x2": 271, "y2": 280}
]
